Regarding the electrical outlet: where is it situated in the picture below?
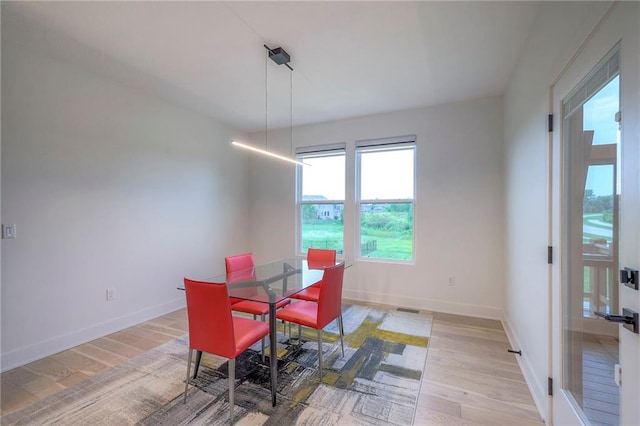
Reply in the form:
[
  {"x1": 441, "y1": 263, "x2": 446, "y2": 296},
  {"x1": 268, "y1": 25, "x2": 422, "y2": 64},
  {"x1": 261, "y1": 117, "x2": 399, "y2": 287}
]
[
  {"x1": 448, "y1": 277, "x2": 455, "y2": 286},
  {"x1": 106, "y1": 288, "x2": 116, "y2": 301},
  {"x1": 2, "y1": 224, "x2": 16, "y2": 239}
]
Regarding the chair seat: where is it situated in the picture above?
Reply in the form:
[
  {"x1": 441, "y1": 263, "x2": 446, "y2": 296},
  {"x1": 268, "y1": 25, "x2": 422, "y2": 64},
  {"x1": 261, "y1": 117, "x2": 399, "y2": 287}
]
[
  {"x1": 232, "y1": 316, "x2": 270, "y2": 355},
  {"x1": 276, "y1": 300, "x2": 319, "y2": 329},
  {"x1": 232, "y1": 297, "x2": 290, "y2": 315},
  {"x1": 289, "y1": 286, "x2": 320, "y2": 302}
]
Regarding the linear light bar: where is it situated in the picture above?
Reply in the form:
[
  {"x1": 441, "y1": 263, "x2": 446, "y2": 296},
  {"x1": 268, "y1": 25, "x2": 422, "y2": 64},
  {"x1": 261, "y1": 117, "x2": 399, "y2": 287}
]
[{"x1": 231, "y1": 140, "x2": 309, "y2": 166}]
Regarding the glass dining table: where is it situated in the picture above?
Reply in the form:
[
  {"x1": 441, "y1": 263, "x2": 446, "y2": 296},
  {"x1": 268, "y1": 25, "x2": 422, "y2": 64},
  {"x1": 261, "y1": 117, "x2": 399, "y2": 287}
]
[{"x1": 180, "y1": 258, "x2": 342, "y2": 407}]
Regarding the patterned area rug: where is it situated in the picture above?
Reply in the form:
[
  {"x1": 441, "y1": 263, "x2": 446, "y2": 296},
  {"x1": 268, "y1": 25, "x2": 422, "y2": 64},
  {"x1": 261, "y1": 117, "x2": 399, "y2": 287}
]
[{"x1": 2, "y1": 305, "x2": 432, "y2": 425}]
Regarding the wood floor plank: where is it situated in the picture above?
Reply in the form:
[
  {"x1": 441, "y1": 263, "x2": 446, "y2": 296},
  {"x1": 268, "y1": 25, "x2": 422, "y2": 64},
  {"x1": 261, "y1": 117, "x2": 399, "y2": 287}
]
[
  {"x1": 117, "y1": 326, "x2": 174, "y2": 346},
  {"x1": 90, "y1": 336, "x2": 146, "y2": 359},
  {"x1": 71, "y1": 342, "x2": 129, "y2": 367},
  {"x1": 57, "y1": 371, "x2": 91, "y2": 388},
  {"x1": 413, "y1": 406, "x2": 483, "y2": 426},
  {"x1": 421, "y1": 369, "x2": 536, "y2": 407},
  {"x1": 584, "y1": 407, "x2": 619, "y2": 426},
  {"x1": 584, "y1": 387, "x2": 619, "y2": 404},
  {"x1": 431, "y1": 313, "x2": 503, "y2": 330},
  {"x1": 461, "y1": 404, "x2": 544, "y2": 425},
  {"x1": 1, "y1": 366, "x2": 40, "y2": 387},
  {"x1": 0, "y1": 380, "x2": 38, "y2": 415},
  {"x1": 583, "y1": 379, "x2": 618, "y2": 393},
  {"x1": 419, "y1": 381, "x2": 540, "y2": 422},
  {"x1": 428, "y1": 335, "x2": 517, "y2": 363},
  {"x1": 49, "y1": 349, "x2": 110, "y2": 376},
  {"x1": 430, "y1": 323, "x2": 509, "y2": 343},
  {"x1": 584, "y1": 396, "x2": 619, "y2": 414},
  {"x1": 138, "y1": 322, "x2": 186, "y2": 339},
  {"x1": 427, "y1": 349, "x2": 526, "y2": 382},
  {"x1": 19, "y1": 374, "x2": 65, "y2": 399},
  {"x1": 415, "y1": 394, "x2": 462, "y2": 417},
  {"x1": 22, "y1": 357, "x2": 74, "y2": 381}
]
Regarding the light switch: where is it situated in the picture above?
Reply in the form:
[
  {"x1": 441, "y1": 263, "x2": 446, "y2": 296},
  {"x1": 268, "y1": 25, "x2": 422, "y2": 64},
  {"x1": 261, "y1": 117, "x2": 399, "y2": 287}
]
[{"x1": 2, "y1": 224, "x2": 16, "y2": 239}]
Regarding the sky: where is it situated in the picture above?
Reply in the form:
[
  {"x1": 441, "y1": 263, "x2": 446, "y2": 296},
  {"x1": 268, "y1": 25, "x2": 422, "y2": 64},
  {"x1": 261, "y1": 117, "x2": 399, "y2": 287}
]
[
  {"x1": 582, "y1": 76, "x2": 619, "y2": 196},
  {"x1": 301, "y1": 148, "x2": 414, "y2": 201}
]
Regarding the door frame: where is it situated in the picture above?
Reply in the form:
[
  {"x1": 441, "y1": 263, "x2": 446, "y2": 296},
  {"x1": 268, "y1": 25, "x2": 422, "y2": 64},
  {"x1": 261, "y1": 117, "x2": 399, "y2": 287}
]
[{"x1": 549, "y1": 2, "x2": 640, "y2": 424}]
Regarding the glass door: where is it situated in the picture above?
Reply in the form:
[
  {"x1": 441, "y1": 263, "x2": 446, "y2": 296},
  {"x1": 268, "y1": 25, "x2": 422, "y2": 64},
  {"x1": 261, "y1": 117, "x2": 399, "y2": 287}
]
[{"x1": 562, "y1": 50, "x2": 620, "y2": 425}]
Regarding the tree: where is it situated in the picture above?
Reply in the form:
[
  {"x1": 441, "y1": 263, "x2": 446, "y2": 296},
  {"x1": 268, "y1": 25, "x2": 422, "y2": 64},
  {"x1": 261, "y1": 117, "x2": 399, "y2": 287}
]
[{"x1": 302, "y1": 204, "x2": 318, "y2": 220}]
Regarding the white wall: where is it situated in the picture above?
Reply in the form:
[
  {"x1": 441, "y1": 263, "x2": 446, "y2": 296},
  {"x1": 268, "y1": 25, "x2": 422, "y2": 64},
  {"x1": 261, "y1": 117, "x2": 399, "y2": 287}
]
[
  {"x1": 1, "y1": 12, "x2": 250, "y2": 371},
  {"x1": 502, "y1": 1, "x2": 613, "y2": 419},
  {"x1": 248, "y1": 97, "x2": 505, "y2": 319}
]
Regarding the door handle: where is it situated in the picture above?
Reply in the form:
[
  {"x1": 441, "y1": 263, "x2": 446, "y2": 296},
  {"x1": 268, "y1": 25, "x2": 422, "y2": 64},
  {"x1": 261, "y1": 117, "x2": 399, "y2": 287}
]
[
  {"x1": 620, "y1": 267, "x2": 638, "y2": 290},
  {"x1": 594, "y1": 308, "x2": 639, "y2": 334}
]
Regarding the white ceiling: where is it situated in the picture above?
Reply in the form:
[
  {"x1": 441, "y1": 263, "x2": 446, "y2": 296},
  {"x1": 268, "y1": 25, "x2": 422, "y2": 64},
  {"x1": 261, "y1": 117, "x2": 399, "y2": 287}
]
[{"x1": 5, "y1": 1, "x2": 541, "y2": 133}]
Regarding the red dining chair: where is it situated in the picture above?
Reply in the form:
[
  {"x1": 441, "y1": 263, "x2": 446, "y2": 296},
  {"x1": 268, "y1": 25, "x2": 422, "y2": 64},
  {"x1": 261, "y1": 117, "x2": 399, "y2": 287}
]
[
  {"x1": 290, "y1": 248, "x2": 337, "y2": 302},
  {"x1": 227, "y1": 253, "x2": 290, "y2": 357},
  {"x1": 276, "y1": 262, "x2": 345, "y2": 382},
  {"x1": 227, "y1": 252, "x2": 291, "y2": 317},
  {"x1": 226, "y1": 252, "x2": 258, "y2": 306},
  {"x1": 191, "y1": 253, "x2": 267, "y2": 379},
  {"x1": 183, "y1": 278, "x2": 269, "y2": 424},
  {"x1": 288, "y1": 248, "x2": 343, "y2": 341}
]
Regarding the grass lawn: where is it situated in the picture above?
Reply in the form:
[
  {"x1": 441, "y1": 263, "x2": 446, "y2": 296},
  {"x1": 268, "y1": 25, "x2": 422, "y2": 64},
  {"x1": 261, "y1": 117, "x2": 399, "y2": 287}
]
[
  {"x1": 583, "y1": 213, "x2": 613, "y2": 230},
  {"x1": 302, "y1": 220, "x2": 413, "y2": 260}
]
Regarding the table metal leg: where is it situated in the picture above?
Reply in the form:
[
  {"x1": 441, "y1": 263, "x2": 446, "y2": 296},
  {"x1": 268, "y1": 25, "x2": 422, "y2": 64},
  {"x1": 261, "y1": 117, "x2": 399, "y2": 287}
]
[{"x1": 269, "y1": 303, "x2": 277, "y2": 406}]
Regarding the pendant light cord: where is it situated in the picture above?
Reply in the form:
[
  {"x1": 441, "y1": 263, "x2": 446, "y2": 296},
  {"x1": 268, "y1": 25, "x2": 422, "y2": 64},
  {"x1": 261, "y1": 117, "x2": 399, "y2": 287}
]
[
  {"x1": 265, "y1": 47, "x2": 268, "y2": 150},
  {"x1": 290, "y1": 68, "x2": 293, "y2": 156}
]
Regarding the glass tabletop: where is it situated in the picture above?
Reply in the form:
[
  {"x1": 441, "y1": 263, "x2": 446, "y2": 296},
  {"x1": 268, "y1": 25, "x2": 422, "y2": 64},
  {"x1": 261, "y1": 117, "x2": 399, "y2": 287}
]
[{"x1": 183, "y1": 258, "x2": 343, "y2": 305}]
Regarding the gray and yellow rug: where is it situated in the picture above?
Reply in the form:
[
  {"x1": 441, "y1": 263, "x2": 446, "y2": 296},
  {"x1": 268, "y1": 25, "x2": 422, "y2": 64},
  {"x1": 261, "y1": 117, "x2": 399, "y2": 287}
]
[{"x1": 2, "y1": 305, "x2": 432, "y2": 425}]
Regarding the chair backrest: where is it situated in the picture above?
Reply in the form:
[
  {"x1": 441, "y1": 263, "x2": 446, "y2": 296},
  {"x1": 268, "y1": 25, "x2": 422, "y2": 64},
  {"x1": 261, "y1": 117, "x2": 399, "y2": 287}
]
[
  {"x1": 184, "y1": 278, "x2": 236, "y2": 358},
  {"x1": 316, "y1": 262, "x2": 345, "y2": 328},
  {"x1": 307, "y1": 248, "x2": 337, "y2": 269},
  {"x1": 225, "y1": 252, "x2": 254, "y2": 273},
  {"x1": 225, "y1": 253, "x2": 257, "y2": 300}
]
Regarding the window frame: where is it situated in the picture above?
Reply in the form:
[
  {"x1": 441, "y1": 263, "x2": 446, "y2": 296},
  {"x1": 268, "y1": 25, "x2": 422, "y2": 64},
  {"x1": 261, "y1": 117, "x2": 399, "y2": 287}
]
[
  {"x1": 355, "y1": 140, "x2": 416, "y2": 263},
  {"x1": 295, "y1": 145, "x2": 346, "y2": 257}
]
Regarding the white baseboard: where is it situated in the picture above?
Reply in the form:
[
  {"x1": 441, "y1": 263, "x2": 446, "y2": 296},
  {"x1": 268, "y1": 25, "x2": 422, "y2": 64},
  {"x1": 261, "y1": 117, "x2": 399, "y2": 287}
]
[
  {"x1": 0, "y1": 298, "x2": 186, "y2": 373},
  {"x1": 342, "y1": 289, "x2": 503, "y2": 320},
  {"x1": 501, "y1": 314, "x2": 547, "y2": 423}
]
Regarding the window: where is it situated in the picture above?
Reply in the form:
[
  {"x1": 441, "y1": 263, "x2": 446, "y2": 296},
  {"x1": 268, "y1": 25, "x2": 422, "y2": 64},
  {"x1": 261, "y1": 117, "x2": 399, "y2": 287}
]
[
  {"x1": 356, "y1": 138, "x2": 415, "y2": 261},
  {"x1": 297, "y1": 144, "x2": 346, "y2": 255}
]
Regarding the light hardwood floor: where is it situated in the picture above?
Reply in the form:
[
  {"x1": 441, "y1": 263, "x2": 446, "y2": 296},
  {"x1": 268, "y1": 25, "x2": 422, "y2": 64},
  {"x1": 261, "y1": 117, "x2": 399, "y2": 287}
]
[
  {"x1": 416, "y1": 312, "x2": 542, "y2": 425},
  {"x1": 582, "y1": 333, "x2": 619, "y2": 426},
  {"x1": 1, "y1": 306, "x2": 542, "y2": 425}
]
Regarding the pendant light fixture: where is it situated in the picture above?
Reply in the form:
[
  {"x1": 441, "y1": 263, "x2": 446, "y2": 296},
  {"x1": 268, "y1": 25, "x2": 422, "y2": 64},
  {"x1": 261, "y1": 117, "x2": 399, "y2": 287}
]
[{"x1": 231, "y1": 44, "x2": 307, "y2": 167}]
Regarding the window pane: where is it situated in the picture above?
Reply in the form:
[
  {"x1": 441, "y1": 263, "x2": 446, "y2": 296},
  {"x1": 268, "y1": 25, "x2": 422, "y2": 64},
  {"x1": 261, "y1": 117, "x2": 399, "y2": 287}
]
[
  {"x1": 584, "y1": 76, "x2": 619, "y2": 146},
  {"x1": 360, "y1": 148, "x2": 414, "y2": 200},
  {"x1": 360, "y1": 203, "x2": 413, "y2": 260},
  {"x1": 301, "y1": 203, "x2": 344, "y2": 254},
  {"x1": 301, "y1": 154, "x2": 345, "y2": 200},
  {"x1": 583, "y1": 164, "x2": 614, "y2": 249}
]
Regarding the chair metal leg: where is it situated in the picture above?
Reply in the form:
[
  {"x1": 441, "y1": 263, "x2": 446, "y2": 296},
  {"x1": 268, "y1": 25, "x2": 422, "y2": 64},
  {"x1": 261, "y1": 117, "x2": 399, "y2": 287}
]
[
  {"x1": 183, "y1": 349, "x2": 193, "y2": 403},
  {"x1": 229, "y1": 358, "x2": 235, "y2": 424},
  {"x1": 317, "y1": 330, "x2": 323, "y2": 382},
  {"x1": 193, "y1": 350, "x2": 202, "y2": 379},
  {"x1": 261, "y1": 314, "x2": 266, "y2": 363},
  {"x1": 298, "y1": 324, "x2": 302, "y2": 346},
  {"x1": 337, "y1": 316, "x2": 344, "y2": 357}
]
